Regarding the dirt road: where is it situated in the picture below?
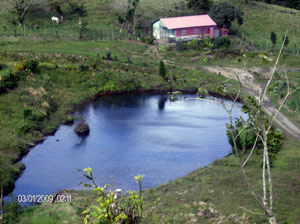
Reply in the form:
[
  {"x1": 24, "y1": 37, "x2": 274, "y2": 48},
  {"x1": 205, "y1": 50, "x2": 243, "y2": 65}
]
[{"x1": 203, "y1": 66, "x2": 300, "y2": 139}]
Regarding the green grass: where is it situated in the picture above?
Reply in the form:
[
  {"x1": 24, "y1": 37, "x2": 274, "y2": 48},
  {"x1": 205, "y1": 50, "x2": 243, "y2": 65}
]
[
  {"x1": 1, "y1": 0, "x2": 300, "y2": 54},
  {"x1": 218, "y1": 0, "x2": 300, "y2": 53},
  {"x1": 0, "y1": 0, "x2": 121, "y2": 40}
]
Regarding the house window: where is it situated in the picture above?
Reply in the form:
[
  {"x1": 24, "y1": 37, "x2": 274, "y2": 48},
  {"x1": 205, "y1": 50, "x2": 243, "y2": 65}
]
[
  {"x1": 194, "y1": 29, "x2": 199, "y2": 35},
  {"x1": 181, "y1": 30, "x2": 187, "y2": 36},
  {"x1": 169, "y1": 29, "x2": 176, "y2": 36}
]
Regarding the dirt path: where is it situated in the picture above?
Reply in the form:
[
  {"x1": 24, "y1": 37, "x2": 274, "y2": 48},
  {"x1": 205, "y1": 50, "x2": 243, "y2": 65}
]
[{"x1": 203, "y1": 66, "x2": 300, "y2": 139}]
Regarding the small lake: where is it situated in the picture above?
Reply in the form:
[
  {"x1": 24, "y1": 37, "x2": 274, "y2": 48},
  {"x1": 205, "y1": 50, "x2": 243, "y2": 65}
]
[{"x1": 11, "y1": 94, "x2": 246, "y2": 198}]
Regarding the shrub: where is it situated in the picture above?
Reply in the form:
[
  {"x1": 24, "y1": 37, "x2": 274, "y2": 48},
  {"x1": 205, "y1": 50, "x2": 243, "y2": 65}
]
[
  {"x1": 23, "y1": 60, "x2": 39, "y2": 73},
  {"x1": 0, "y1": 71, "x2": 20, "y2": 93},
  {"x1": 176, "y1": 39, "x2": 185, "y2": 52},
  {"x1": 158, "y1": 46, "x2": 167, "y2": 53},
  {"x1": 270, "y1": 31, "x2": 277, "y2": 48},
  {"x1": 3, "y1": 197, "x2": 21, "y2": 224},
  {"x1": 145, "y1": 37, "x2": 155, "y2": 45},
  {"x1": 23, "y1": 108, "x2": 46, "y2": 122},
  {"x1": 23, "y1": 108, "x2": 33, "y2": 120},
  {"x1": 185, "y1": 39, "x2": 201, "y2": 50},
  {"x1": 159, "y1": 60, "x2": 166, "y2": 77},
  {"x1": 212, "y1": 36, "x2": 231, "y2": 49},
  {"x1": 202, "y1": 57, "x2": 209, "y2": 63},
  {"x1": 81, "y1": 168, "x2": 146, "y2": 224},
  {"x1": 203, "y1": 38, "x2": 213, "y2": 49},
  {"x1": 0, "y1": 63, "x2": 6, "y2": 70},
  {"x1": 78, "y1": 64, "x2": 89, "y2": 72}
]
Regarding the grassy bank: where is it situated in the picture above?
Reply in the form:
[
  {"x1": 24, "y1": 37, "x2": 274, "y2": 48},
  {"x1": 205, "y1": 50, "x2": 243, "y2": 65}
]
[{"x1": 11, "y1": 136, "x2": 300, "y2": 223}]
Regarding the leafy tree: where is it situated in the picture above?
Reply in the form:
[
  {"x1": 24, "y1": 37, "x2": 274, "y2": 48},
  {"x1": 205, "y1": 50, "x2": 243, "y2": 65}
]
[
  {"x1": 68, "y1": 0, "x2": 87, "y2": 39},
  {"x1": 125, "y1": 0, "x2": 140, "y2": 35},
  {"x1": 187, "y1": 0, "x2": 212, "y2": 13},
  {"x1": 48, "y1": 0, "x2": 68, "y2": 21},
  {"x1": 270, "y1": 31, "x2": 277, "y2": 49},
  {"x1": 282, "y1": 35, "x2": 289, "y2": 48},
  {"x1": 113, "y1": 0, "x2": 140, "y2": 35},
  {"x1": 11, "y1": 18, "x2": 17, "y2": 37},
  {"x1": 159, "y1": 60, "x2": 166, "y2": 78},
  {"x1": 209, "y1": 2, "x2": 244, "y2": 29},
  {"x1": 0, "y1": 0, "x2": 46, "y2": 26},
  {"x1": 282, "y1": 35, "x2": 289, "y2": 54},
  {"x1": 117, "y1": 15, "x2": 125, "y2": 38}
]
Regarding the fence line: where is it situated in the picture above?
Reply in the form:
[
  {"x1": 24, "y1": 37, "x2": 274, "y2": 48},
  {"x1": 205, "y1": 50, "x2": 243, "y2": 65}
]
[
  {"x1": 1, "y1": 25, "x2": 300, "y2": 55},
  {"x1": 1, "y1": 23, "x2": 153, "y2": 42}
]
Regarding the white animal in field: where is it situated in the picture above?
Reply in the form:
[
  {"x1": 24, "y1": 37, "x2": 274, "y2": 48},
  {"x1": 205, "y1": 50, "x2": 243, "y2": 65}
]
[{"x1": 51, "y1": 16, "x2": 60, "y2": 24}]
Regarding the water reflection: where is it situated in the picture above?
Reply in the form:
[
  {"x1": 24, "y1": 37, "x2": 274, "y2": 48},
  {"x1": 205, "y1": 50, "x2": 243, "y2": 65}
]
[
  {"x1": 158, "y1": 95, "x2": 168, "y2": 110},
  {"x1": 74, "y1": 135, "x2": 89, "y2": 148}
]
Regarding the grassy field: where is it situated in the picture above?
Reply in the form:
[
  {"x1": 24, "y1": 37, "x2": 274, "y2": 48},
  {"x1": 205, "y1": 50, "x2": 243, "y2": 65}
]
[{"x1": 1, "y1": 0, "x2": 300, "y2": 53}]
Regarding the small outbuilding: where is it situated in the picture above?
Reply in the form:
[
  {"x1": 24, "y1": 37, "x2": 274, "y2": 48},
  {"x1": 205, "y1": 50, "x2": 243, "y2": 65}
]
[{"x1": 152, "y1": 14, "x2": 228, "y2": 42}]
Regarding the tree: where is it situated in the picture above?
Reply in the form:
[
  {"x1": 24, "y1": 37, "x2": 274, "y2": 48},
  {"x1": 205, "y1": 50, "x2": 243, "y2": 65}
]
[
  {"x1": 112, "y1": 0, "x2": 140, "y2": 35},
  {"x1": 159, "y1": 60, "x2": 166, "y2": 78},
  {"x1": 270, "y1": 31, "x2": 277, "y2": 50},
  {"x1": 68, "y1": 0, "x2": 87, "y2": 39},
  {"x1": 282, "y1": 35, "x2": 289, "y2": 48},
  {"x1": 282, "y1": 35, "x2": 289, "y2": 54},
  {"x1": 209, "y1": 2, "x2": 244, "y2": 29},
  {"x1": 48, "y1": 0, "x2": 68, "y2": 21},
  {"x1": 187, "y1": 0, "x2": 212, "y2": 13},
  {"x1": 11, "y1": 18, "x2": 17, "y2": 37},
  {"x1": 218, "y1": 34, "x2": 300, "y2": 224},
  {"x1": 0, "y1": 0, "x2": 45, "y2": 26},
  {"x1": 117, "y1": 15, "x2": 125, "y2": 39},
  {"x1": 125, "y1": 0, "x2": 139, "y2": 35}
]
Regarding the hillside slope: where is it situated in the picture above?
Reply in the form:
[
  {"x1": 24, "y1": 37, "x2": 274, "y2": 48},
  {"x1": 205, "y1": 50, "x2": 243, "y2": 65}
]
[{"x1": 0, "y1": 0, "x2": 299, "y2": 53}]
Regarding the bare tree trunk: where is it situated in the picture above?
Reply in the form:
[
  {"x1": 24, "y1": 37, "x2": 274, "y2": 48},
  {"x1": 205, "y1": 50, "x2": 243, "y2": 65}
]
[
  {"x1": 119, "y1": 23, "x2": 124, "y2": 40},
  {"x1": 14, "y1": 24, "x2": 16, "y2": 37}
]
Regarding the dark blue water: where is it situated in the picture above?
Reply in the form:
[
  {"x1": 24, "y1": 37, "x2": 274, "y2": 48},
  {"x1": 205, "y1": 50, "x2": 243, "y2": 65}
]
[{"x1": 10, "y1": 94, "x2": 246, "y2": 197}]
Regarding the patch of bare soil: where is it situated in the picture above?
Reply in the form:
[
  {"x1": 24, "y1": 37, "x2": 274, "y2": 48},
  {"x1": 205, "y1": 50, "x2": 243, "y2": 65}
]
[
  {"x1": 145, "y1": 45, "x2": 163, "y2": 60},
  {"x1": 202, "y1": 66, "x2": 300, "y2": 139}
]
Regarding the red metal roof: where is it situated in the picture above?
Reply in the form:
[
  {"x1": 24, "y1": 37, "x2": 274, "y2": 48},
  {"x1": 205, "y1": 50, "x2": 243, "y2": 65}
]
[{"x1": 160, "y1": 15, "x2": 216, "y2": 30}]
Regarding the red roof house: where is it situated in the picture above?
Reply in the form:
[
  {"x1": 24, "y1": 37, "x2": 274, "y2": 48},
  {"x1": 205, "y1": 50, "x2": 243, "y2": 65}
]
[{"x1": 152, "y1": 15, "x2": 228, "y2": 42}]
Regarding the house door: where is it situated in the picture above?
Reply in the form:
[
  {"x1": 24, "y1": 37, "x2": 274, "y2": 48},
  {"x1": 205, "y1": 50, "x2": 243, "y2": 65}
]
[
  {"x1": 215, "y1": 29, "x2": 220, "y2": 37},
  {"x1": 201, "y1": 28, "x2": 205, "y2": 39}
]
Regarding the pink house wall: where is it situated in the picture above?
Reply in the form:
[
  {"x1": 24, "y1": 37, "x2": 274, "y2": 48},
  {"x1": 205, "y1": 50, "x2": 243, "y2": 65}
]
[
  {"x1": 176, "y1": 26, "x2": 216, "y2": 37},
  {"x1": 222, "y1": 29, "x2": 229, "y2": 36}
]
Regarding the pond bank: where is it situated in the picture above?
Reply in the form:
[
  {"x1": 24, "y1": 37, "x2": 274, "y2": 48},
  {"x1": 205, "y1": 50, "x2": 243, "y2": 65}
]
[{"x1": 0, "y1": 65, "x2": 239, "y2": 195}]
